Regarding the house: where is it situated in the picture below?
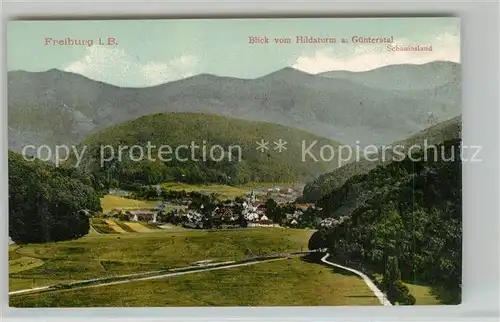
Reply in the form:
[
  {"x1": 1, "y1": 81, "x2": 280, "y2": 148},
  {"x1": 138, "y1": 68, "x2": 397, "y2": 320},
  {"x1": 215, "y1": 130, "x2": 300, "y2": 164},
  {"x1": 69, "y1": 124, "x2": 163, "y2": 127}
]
[
  {"x1": 244, "y1": 211, "x2": 260, "y2": 221},
  {"x1": 212, "y1": 206, "x2": 234, "y2": 221},
  {"x1": 256, "y1": 204, "x2": 267, "y2": 214},
  {"x1": 126, "y1": 210, "x2": 156, "y2": 222},
  {"x1": 182, "y1": 210, "x2": 204, "y2": 228},
  {"x1": 285, "y1": 210, "x2": 302, "y2": 220},
  {"x1": 247, "y1": 213, "x2": 279, "y2": 227},
  {"x1": 296, "y1": 203, "x2": 315, "y2": 211}
]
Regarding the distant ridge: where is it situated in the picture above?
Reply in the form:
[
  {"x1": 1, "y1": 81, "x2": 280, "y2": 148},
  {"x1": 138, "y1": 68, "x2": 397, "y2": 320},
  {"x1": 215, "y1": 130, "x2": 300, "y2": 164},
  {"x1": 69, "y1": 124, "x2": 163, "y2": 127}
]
[
  {"x1": 8, "y1": 61, "x2": 460, "y2": 155},
  {"x1": 258, "y1": 66, "x2": 314, "y2": 79},
  {"x1": 318, "y1": 60, "x2": 460, "y2": 91}
]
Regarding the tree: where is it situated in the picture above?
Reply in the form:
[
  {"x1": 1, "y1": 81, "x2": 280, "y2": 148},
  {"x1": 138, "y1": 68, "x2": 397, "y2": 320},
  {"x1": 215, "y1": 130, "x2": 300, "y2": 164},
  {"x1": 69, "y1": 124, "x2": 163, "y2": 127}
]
[
  {"x1": 9, "y1": 152, "x2": 101, "y2": 243},
  {"x1": 238, "y1": 214, "x2": 248, "y2": 228},
  {"x1": 308, "y1": 139, "x2": 462, "y2": 304},
  {"x1": 308, "y1": 229, "x2": 328, "y2": 251},
  {"x1": 266, "y1": 198, "x2": 285, "y2": 223}
]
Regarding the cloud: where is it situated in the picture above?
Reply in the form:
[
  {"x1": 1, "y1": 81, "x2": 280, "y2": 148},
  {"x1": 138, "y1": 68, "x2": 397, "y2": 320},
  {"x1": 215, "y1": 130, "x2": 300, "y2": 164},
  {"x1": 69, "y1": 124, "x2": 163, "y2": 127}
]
[
  {"x1": 292, "y1": 32, "x2": 460, "y2": 74},
  {"x1": 64, "y1": 46, "x2": 198, "y2": 87}
]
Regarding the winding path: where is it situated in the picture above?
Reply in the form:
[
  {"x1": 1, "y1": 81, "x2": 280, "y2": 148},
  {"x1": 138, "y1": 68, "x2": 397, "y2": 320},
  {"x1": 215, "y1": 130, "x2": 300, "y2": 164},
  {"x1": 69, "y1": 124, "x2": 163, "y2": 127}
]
[{"x1": 321, "y1": 253, "x2": 392, "y2": 306}]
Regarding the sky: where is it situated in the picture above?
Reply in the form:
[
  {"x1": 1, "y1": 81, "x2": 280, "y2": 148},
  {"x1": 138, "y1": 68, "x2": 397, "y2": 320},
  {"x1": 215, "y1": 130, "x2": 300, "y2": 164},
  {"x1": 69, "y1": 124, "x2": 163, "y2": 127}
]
[{"x1": 8, "y1": 17, "x2": 460, "y2": 87}]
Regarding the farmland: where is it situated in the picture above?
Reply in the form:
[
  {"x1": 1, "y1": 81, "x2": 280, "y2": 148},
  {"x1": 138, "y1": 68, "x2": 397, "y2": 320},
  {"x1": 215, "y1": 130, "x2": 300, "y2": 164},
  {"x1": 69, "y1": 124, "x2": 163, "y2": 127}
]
[
  {"x1": 100, "y1": 195, "x2": 159, "y2": 213},
  {"x1": 160, "y1": 183, "x2": 247, "y2": 199}
]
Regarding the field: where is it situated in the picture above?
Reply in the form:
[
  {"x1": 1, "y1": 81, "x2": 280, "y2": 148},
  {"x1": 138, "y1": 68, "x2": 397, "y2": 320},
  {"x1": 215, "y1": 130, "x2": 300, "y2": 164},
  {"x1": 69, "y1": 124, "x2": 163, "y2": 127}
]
[
  {"x1": 10, "y1": 257, "x2": 380, "y2": 307},
  {"x1": 9, "y1": 256, "x2": 44, "y2": 274},
  {"x1": 90, "y1": 218, "x2": 119, "y2": 234},
  {"x1": 9, "y1": 228, "x2": 313, "y2": 293},
  {"x1": 9, "y1": 225, "x2": 440, "y2": 307},
  {"x1": 123, "y1": 222, "x2": 152, "y2": 232},
  {"x1": 240, "y1": 182, "x2": 299, "y2": 189},
  {"x1": 100, "y1": 195, "x2": 158, "y2": 213},
  {"x1": 101, "y1": 183, "x2": 298, "y2": 210},
  {"x1": 103, "y1": 219, "x2": 127, "y2": 233},
  {"x1": 161, "y1": 182, "x2": 247, "y2": 199}
]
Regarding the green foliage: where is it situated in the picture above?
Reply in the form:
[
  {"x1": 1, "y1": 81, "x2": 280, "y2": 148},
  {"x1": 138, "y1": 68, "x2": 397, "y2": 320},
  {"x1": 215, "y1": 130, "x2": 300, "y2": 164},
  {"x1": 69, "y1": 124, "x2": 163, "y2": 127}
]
[
  {"x1": 265, "y1": 198, "x2": 284, "y2": 223},
  {"x1": 302, "y1": 116, "x2": 461, "y2": 202},
  {"x1": 313, "y1": 138, "x2": 462, "y2": 304},
  {"x1": 9, "y1": 151, "x2": 102, "y2": 243},
  {"x1": 68, "y1": 113, "x2": 340, "y2": 188},
  {"x1": 389, "y1": 280, "x2": 416, "y2": 305},
  {"x1": 117, "y1": 211, "x2": 130, "y2": 222},
  {"x1": 308, "y1": 229, "x2": 328, "y2": 251}
]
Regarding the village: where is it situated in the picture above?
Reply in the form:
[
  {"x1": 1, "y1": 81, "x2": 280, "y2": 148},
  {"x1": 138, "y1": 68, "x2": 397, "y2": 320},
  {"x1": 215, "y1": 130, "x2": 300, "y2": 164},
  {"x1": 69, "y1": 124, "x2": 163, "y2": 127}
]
[{"x1": 104, "y1": 186, "x2": 335, "y2": 230}]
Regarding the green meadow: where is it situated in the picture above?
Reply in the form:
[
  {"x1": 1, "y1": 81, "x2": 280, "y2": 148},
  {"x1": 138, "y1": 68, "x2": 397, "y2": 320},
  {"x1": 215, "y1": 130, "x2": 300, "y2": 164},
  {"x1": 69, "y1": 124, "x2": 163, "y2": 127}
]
[
  {"x1": 10, "y1": 257, "x2": 381, "y2": 307},
  {"x1": 9, "y1": 223, "x2": 439, "y2": 307},
  {"x1": 9, "y1": 228, "x2": 313, "y2": 293}
]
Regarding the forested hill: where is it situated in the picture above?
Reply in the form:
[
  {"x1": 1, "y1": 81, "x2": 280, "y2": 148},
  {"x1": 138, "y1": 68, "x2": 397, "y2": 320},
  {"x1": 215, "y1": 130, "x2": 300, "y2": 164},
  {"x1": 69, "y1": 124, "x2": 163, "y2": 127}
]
[
  {"x1": 310, "y1": 137, "x2": 462, "y2": 304},
  {"x1": 302, "y1": 116, "x2": 461, "y2": 202},
  {"x1": 69, "y1": 112, "x2": 342, "y2": 187},
  {"x1": 8, "y1": 151, "x2": 102, "y2": 243}
]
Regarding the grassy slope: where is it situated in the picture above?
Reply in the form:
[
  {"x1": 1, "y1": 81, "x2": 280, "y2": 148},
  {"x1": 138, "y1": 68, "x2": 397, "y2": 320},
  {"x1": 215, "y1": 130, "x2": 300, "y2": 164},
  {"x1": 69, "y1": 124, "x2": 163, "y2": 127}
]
[
  {"x1": 101, "y1": 195, "x2": 159, "y2": 213},
  {"x1": 9, "y1": 228, "x2": 313, "y2": 292},
  {"x1": 123, "y1": 222, "x2": 152, "y2": 232},
  {"x1": 10, "y1": 258, "x2": 380, "y2": 307},
  {"x1": 404, "y1": 282, "x2": 441, "y2": 305},
  {"x1": 9, "y1": 257, "x2": 44, "y2": 274},
  {"x1": 161, "y1": 182, "x2": 247, "y2": 199},
  {"x1": 113, "y1": 220, "x2": 136, "y2": 232},
  {"x1": 103, "y1": 219, "x2": 127, "y2": 233},
  {"x1": 90, "y1": 218, "x2": 118, "y2": 234}
]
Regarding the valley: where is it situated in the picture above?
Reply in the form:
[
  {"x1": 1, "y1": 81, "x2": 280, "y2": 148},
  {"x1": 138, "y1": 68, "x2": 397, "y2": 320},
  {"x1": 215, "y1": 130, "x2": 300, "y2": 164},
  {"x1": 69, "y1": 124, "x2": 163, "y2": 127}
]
[{"x1": 8, "y1": 60, "x2": 460, "y2": 308}]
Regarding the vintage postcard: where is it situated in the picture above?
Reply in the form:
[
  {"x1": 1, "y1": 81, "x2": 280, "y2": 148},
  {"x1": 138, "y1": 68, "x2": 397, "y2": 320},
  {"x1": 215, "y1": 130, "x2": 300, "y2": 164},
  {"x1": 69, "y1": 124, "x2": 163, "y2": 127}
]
[{"x1": 8, "y1": 17, "x2": 462, "y2": 307}]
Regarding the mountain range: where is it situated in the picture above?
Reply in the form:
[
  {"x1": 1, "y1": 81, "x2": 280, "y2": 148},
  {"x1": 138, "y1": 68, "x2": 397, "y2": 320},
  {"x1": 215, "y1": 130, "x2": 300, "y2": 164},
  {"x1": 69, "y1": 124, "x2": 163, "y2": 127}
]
[{"x1": 8, "y1": 61, "x2": 461, "y2": 154}]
